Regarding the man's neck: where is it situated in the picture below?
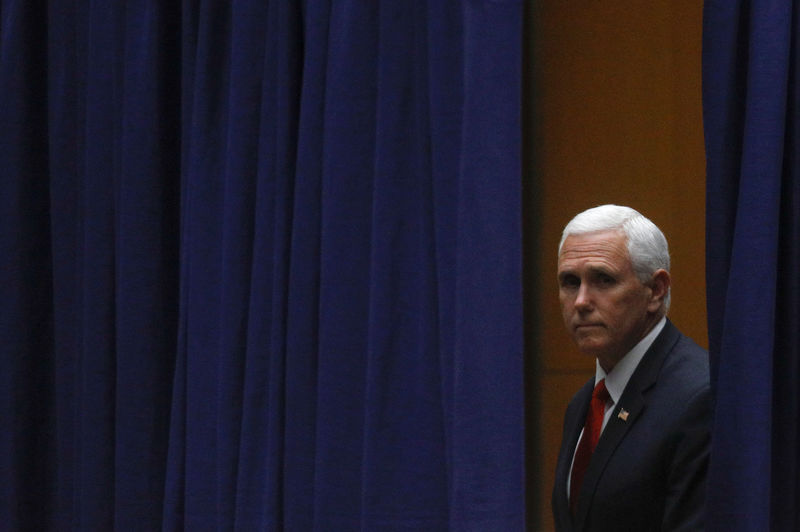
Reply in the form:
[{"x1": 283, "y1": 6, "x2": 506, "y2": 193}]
[
  {"x1": 597, "y1": 316, "x2": 667, "y2": 380},
  {"x1": 598, "y1": 313, "x2": 666, "y2": 373}
]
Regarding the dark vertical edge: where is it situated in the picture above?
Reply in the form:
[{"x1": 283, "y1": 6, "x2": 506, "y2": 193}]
[{"x1": 521, "y1": 0, "x2": 541, "y2": 530}]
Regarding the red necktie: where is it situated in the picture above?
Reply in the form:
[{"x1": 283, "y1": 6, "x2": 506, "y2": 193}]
[{"x1": 570, "y1": 378, "x2": 610, "y2": 515}]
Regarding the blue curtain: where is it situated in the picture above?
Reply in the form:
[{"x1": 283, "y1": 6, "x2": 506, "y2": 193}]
[
  {"x1": 1, "y1": 1, "x2": 524, "y2": 530},
  {"x1": 703, "y1": 1, "x2": 800, "y2": 530}
]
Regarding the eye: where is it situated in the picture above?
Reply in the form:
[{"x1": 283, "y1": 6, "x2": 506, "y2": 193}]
[
  {"x1": 560, "y1": 274, "x2": 580, "y2": 289},
  {"x1": 597, "y1": 273, "x2": 616, "y2": 286}
]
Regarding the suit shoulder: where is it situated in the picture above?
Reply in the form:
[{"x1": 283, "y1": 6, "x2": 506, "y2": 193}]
[{"x1": 661, "y1": 332, "x2": 710, "y2": 395}]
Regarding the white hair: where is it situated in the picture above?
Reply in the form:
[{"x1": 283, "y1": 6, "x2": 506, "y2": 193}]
[{"x1": 558, "y1": 204, "x2": 671, "y2": 311}]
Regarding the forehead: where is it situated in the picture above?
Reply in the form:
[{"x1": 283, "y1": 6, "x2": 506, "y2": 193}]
[{"x1": 557, "y1": 230, "x2": 632, "y2": 272}]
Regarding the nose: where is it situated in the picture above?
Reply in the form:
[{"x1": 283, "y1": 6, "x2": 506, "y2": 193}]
[{"x1": 574, "y1": 283, "x2": 593, "y2": 311}]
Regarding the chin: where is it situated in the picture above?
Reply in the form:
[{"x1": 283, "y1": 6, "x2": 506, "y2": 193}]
[{"x1": 573, "y1": 332, "x2": 606, "y2": 349}]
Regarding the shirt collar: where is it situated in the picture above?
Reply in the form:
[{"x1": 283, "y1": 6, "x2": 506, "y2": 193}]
[{"x1": 595, "y1": 317, "x2": 667, "y2": 405}]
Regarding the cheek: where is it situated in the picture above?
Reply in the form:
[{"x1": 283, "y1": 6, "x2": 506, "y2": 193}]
[
  {"x1": 609, "y1": 293, "x2": 647, "y2": 326},
  {"x1": 560, "y1": 308, "x2": 575, "y2": 330}
]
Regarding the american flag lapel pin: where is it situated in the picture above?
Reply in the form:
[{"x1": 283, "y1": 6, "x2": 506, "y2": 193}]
[{"x1": 618, "y1": 408, "x2": 629, "y2": 421}]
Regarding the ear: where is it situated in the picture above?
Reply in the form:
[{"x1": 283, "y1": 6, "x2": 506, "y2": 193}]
[{"x1": 647, "y1": 269, "x2": 671, "y2": 312}]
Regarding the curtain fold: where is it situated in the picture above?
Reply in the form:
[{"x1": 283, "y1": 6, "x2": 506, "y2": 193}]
[
  {"x1": 1, "y1": 0, "x2": 523, "y2": 530},
  {"x1": 703, "y1": 1, "x2": 800, "y2": 530},
  {"x1": 1, "y1": 1, "x2": 54, "y2": 529}
]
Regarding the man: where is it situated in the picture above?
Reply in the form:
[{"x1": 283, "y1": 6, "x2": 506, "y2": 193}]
[{"x1": 551, "y1": 205, "x2": 710, "y2": 531}]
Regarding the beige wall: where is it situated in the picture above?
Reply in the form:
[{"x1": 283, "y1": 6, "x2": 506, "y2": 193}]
[{"x1": 527, "y1": 2, "x2": 706, "y2": 529}]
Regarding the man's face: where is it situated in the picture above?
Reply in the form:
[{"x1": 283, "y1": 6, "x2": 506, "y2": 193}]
[{"x1": 557, "y1": 230, "x2": 659, "y2": 371}]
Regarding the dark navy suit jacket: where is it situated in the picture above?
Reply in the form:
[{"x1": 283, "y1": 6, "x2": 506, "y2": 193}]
[{"x1": 552, "y1": 319, "x2": 710, "y2": 531}]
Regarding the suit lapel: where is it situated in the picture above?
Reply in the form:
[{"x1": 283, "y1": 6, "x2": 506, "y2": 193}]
[{"x1": 572, "y1": 320, "x2": 681, "y2": 530}]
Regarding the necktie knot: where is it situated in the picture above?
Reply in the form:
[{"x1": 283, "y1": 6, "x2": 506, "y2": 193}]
[{"x1": 593, "y1": 379, "x2": 610, "y2": 403}]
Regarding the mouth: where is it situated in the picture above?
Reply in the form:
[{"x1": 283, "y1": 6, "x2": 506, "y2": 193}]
[{"x1": 575, "y1": 323, "x2": 603, "y2": 330}]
